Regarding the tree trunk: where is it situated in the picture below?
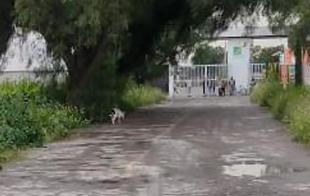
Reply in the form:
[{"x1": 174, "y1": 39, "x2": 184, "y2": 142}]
[
  {"x1": 66, "y1": 57, "x2": 89, "y2": 105},
  {"x1": 294, "y1": 38, "x2": 303, "y2": 86},
  {"x1": 65, "y1": 35, "x2": 113, "y2": 105}
]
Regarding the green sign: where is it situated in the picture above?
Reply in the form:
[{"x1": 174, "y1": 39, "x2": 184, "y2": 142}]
[{"x1": 233, "y1": 47, "x2": 242, "y2": 56}]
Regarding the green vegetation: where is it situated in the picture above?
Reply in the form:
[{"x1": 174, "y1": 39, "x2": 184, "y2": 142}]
[
  {"x1": 1, "y1": 0, "x2": 310, "y2": 160},
  {"x1": 121, "y1": 81, "x2": 166, "y2": 111},
  {"x1": 0, "y1": 149, "x2": 23, "y2": 165},
  {"x1": 251, "y1": 45, "x2": 284, "y2": 64},
  {"x1": 0, "y1": 80, "x2": 166, "y2": 164},
  {"x1": 192, "y1": 45, "x2": 225, "y2": 65},
  {"x1": 6, "y1": 0, "x2": 297, "y2": 116},
  {"x1": 0, "y1": 80, "x2": 88, "y2": 164},
  {"x1": 251, "y1": 76, "x2": 310, "y2": 144},
  {"x1": 0, "y1": 0, "x2": 304, "y2": 118},
  {"x1": 268, "y1": 0, "x2": 310, "y2": 85}
]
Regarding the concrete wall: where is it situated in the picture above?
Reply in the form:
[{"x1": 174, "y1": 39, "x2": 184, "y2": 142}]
[
  {"x1": 0, "y1": 71, "x2": 67, "y2": 83},
  {"x1": 302, "y1": 50, "x2": 310, "y2": 85},
  {"x1": 227, "y1": 39, "x2": 253, "y2": 90},
  {"x1": 302, "y1": 64, "x2": 310, "y2": 85}
]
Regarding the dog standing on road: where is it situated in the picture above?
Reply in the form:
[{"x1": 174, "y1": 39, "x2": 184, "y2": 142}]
[{"x1": 109, "y1": 107, "x2": 125, "y2": 125}]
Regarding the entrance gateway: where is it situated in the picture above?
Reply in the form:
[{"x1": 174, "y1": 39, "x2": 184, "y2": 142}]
[
  {"x1": 169, "y1": 63, "x2": 265, "y2": 97},
  {"x1": 169, "y1": 64, "x2": 228, "y2": 98},
  {"x1": 169, "y1": 27, "x2": 288, "y2": 98},
  {"x1": 169, "y1": 39, "x2": 266, "y2": 97}
]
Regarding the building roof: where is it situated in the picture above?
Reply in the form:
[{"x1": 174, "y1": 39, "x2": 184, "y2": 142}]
[{"x1": 216, "y1": 26, "x2": 288, "y2": 40}]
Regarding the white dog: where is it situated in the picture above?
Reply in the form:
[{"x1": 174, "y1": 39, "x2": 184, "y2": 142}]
[{"x1": 109, "y1": 107, "x2": 125, "y2": 125}]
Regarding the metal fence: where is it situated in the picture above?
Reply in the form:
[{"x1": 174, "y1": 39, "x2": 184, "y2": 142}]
[
  {"x1": 250, "y1": 63, "x2": 266, "y2": 81},
  {"x1": 170, "y1": 64, "x2": 228, "y2": 97}
]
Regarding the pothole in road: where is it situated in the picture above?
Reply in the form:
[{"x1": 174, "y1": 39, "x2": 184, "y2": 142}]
[{"x1": 221, "y1": 152, "x2": 307, "y2": 178}]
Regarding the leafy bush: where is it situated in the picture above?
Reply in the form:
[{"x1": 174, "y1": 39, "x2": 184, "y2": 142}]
[
  {"x1": 251, "y1": 77, "x2": 310, "y2": 144},
  {"x1": 41, "y1": 80, "x2": 68, "y2": 104},
  {"x1": 0, "y1": 80, "x2": 87, "y2": 154},
  {"x1": 121, "y1": 81, "x2": 166, "y2": 111},
  {"x1": 29, "y1": 104, "x2": 87, "y2": 142},
  {"x1": 250, "y1": 76, "x2": 282, "y2": 107}
]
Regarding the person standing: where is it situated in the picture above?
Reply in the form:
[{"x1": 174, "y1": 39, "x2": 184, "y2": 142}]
[
  {"x1": 187, "y1": 79, "x2": 192, "y2": 97},
  {"x1": 203, "y1": 78, "x2": 206, "y2": 97},
  {"x1": 207, "y1": 79, "x2": 213, "y2": 96},
  {"x1": 249, "y1": 77, "x2": 256, "y2": 94},
  {"x1": 215, "y1": 77, "x2": 220, "y2": 96},
  {"x1": 220, "y1": 79, "x2": 226, "y2": 96},
  {"x1": 229, "y1": 77, "x2": 236, "y2": 96}
]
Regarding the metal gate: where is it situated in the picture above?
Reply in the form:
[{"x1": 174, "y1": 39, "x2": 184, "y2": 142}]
[
  {"x1": 170, "y1": 64, "x2": 228, "y2": 97},
  {"x1": 251, "y1": 63, "x2": 266, "y2": 81}
]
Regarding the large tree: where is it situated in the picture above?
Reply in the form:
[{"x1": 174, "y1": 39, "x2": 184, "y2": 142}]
[
  {"x1": 15, "y1": 0, "x2": 129, "y2": 86},
  {"x1": 267, "y1": 0, "x2": 309, "y2": 85},
  {"x1": 289, "y1": 0, "x2": 310, "y2": 85},
  {"x1": 14, "y1": 0, "x2": 270, "y2": 85},
  {"x1": 4, "y1": 0, "x2": 301, "y2": 83}
]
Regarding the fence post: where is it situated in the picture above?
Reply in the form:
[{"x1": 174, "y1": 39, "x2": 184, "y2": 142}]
[{"x1": 168, "y1": 64, "x2": 174, "y2": 99}]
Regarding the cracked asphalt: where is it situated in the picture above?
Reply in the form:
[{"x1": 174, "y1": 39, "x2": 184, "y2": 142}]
[{"x1": 1, "y1": 97, "x2": 310, "y2": 196}]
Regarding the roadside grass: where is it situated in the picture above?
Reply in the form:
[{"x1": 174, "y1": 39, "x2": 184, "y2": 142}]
[
  {"x1": 0, "y1": 149, "x2": 24, "y2": 166},
  {"x1": 251, "y1": 77, "x2": 310, "y2": 144},
  {"x1": 120, "y1": 81, "x2": 167, "y2": 111}
]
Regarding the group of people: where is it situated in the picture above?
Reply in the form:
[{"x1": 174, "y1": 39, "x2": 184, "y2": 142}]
[
  {"x1": 173, "y1": 76, "x2": 237, "y2": 97},
  {"x1": 203, "y1": 77, "x2": 236, "y2": 97}
]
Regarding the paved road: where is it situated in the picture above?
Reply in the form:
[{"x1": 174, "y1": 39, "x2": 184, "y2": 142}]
[{"x1": 1, "y1": 97, "x2": 310, "y2": 196}]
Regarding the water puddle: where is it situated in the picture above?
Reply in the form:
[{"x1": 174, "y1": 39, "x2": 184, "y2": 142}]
[
  {"x1": 243, "y1": 116, "x2": 269, "y2": 120},
  {"x1": 221, "y1": 152, "x2": 307, "y2": 178},
  {"x1": 221, "y1": 136, "x2": 245, "y2": 144},
  {"x1": 222, "y1": 163, "x2": 290, "y2": 178},
  {"x1": 287, "y1": 183, "x2": 310, "y2": 191},
  {"x1": 223, "y1": 163, "x2": 267, "y2": 177}
]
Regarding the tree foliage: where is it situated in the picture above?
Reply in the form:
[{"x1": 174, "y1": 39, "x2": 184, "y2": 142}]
[
  {"x1": 14, "y1": 0, "x2": 269, "y2": 76},
  {"x1": 267, "y1": 0, "x2": 309, "y2": 85},
  {"x1": 252, "y1": 45, "x2": 284, "y2": 64},
  {"x1": 289, "y1": 0, "x2": 310, "y2": 85},
  {"x1": 0, "y1": 0, "x2": 14, "y2": 55},
  {"x1": 192, "y1": 45, "x2": 225, "y2": 65}
]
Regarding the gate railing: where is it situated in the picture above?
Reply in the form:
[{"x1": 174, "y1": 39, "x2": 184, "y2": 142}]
[
  {"x1": 250, "y1": 63, "x2": 266, "y2": 81},
  {"x1": 169, "y1": 64, "x2": 228, "y2": 97},
  {"x1": 169, "y1": 63, "x2": 268, "y2": 98}
]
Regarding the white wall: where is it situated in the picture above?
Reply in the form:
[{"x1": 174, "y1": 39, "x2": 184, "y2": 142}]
[
  {"x1": 0, "y1": 71, "x2": 67, "y2": 83},
  {"x1": 303, "y1": 64, "x2": 310, "y2": 85},
  {"x1": 1, "y1": 31, "x2": 66, "y2": 72},
  {"x1": 227, "y1": 39, "x2": 253, "y2": 90}
]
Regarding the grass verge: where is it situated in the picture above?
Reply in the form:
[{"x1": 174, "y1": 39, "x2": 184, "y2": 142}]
[
  {"x1": 251, "y1": 77, "x2": 310, "y2": 144},
  {"x1": 120, "y1": 81, "x2": 167, "y2": 111}
]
